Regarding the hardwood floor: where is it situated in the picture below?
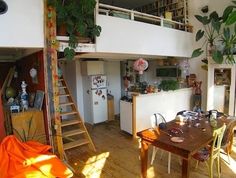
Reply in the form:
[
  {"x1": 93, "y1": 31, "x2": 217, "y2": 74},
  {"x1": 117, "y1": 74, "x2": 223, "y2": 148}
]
[{"x1": 66, "y1": 119, "x2": 236, "y2": 178}]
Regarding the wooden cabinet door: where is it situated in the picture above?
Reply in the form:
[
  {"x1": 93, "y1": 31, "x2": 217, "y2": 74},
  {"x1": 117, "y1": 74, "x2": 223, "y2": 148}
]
[{"x1": 11, "y1": 110, "x2": 46, "y2": 144}]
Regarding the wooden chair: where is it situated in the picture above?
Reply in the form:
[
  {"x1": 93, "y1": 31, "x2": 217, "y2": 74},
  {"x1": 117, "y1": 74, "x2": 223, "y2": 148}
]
[
  {"x1": 192, "y1": 124, "x2": 226, "y2": 178},
  {"x1": 221, "y1": 119, "x2": 236, "y2": 163},
  {"x1": 150, "y1": 113, "x2": 172, "y2": 174}
]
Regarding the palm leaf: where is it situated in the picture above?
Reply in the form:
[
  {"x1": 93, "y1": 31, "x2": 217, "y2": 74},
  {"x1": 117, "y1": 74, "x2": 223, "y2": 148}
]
[
  {"x1": 12, "y1": 128, "x2": 25, "y2": 142},
  {"x1": 196, "y1": 30, "x2": 204, "y2": 41},
  {"x1": 191, "y1": 48, "x2": 204, "y2": 58},
  {"x1": 212, "y1": 19, "x2": 221, "y2": 33},
  {"x1": 212, "y1": 50, "x2": 223, "y2": 64},
  {"x1": 226, "y1": 11, "x2": 236, "y2": 25},
  {"x1": 195, "y1": 15, "x2": 210, "y2": 25},
  {"x1": 222, "y1": 6, "x2": 234, "y2": 22},
  {"x1": 210, "y1": 11, "x2": 219, "y2": 21}
]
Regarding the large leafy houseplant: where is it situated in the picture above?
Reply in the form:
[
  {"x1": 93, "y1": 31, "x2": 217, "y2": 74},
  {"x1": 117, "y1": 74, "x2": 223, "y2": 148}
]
[
  {"x1": 159, "y1": 80, "x2": 179, "y2": 91},
  {"x1": 191, "y1": 1, "x2": 236, "y2": 64},
  {"x1": 48, "y1": 0, "x2": 101, "y2": 60}
]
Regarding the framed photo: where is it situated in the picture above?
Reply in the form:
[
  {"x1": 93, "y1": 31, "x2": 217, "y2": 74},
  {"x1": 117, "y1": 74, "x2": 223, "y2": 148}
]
[
  {"x1": 34, "y1": 90, "x2": 44, "y2": 110},
  {"x1": 28, "y1": 92, "x2": 36, "y2": 107}
]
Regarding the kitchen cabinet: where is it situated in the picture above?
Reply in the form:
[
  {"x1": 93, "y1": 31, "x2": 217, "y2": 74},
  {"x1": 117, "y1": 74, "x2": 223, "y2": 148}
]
[
  {"x1": 81, "y1": 61, "x2": 104, "y2": 75},
  {"x1": 107, "y1": 95, "x2": 115, "y2": 121},
  {"x1": 120, "y1": 100, "x2": 133, "y2": 135}
]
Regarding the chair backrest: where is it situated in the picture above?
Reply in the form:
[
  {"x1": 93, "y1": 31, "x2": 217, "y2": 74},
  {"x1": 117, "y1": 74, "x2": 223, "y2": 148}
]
[
  {"x1": 176, "y1": 110, "x2": 186, "y2": 116},
  {"x1": 176, "y1": 110, "x2": 198, "y2": 117},
  {"x1": 150, "y1": 113, "x2": 167, "y2": 128},
  {"x1": 221, "y1": 119, "x2": 236, "y2": 146},
  {"x1": 211, "y1": 124, "x2": 226, "y2": 158},
  {"x1": 207, "y1": 110, "x2": 228, "y2": 118}
]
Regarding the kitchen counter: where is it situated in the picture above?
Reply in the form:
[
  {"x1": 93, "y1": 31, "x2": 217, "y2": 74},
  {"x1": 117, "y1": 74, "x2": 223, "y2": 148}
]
[{"x1": 133, "y1": 88, "x2": 192, "y2": 134}]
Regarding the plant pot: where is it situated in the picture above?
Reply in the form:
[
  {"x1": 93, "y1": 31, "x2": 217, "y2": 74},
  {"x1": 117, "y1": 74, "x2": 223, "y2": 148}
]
[
  {"x1": 77, "y1": 35, "x2": 92, "y2": 43},
  {"x1": 78, "y1": 36, "x2": 92, "y2": 43},
  {"x1": 206, "y1": 43, "x2": 216, "y2": 57},
  {"x1": 57, "y1": 24, "x2": 67, "y2": 36}
]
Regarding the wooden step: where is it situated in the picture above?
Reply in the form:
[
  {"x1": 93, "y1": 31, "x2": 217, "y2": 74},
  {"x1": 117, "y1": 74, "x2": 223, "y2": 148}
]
[
  {"x1": 58, "y1": 94, "x2": 70, "y2": 97},
  {"x1": 59, "y1": 102, "x2": 74, "y2": 107},
  {"x1": 62, "y1": 118, "x2": 81, "y2": 127},
  {"x1": 64, "y1": 139, "x2": 89, "y2": 150},
  {"x1": 60, "y1": 111, "x2": 77, "y2": 116},
  {"x1": 59, "y1": 86, "x2": 66, "y2": 89},
  {"x1": 63, "y1": 129, "x2": 85, "y2": 137}
]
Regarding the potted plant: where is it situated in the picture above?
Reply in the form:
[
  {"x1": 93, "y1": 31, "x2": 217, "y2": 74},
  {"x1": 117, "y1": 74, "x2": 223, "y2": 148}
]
[
  {"x1": 48, "y1": 0, "x2": 102, "y2": 60},
  {"x1": 191, "y1": 1, "x2": 236, "y2": 65},
  {"x1": 158, "y1": 80, "x2": 179, "y2": 91}
]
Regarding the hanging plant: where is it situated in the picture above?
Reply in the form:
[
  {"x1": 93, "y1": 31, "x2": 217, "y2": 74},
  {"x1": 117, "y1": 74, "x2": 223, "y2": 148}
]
[{"x1": 48, "y1": 0, "x2": 102, "y2": 60}]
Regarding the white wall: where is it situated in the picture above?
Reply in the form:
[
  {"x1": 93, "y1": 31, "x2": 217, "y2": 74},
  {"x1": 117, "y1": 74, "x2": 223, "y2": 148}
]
[
  {"x1": 62, "y1": 61, "x2": 77, "y2": 105},
  {"x1": 61, "y1": 60, "x2": 121, "y2": 120},
  {"x1": 96, "y1": 14, "x2": 193, "y2": 58},
  {"x1": 105, "y1": 61, "x2": 121, "y2": 115},
  {"x1": 76, "y1": 61, "x2": 85, "y2": 119},
  {"x1": 135, "y1": 88, "x2": 192, "y2": 133},
  {"x1": 0, "y1": 0, "x2": 44, "y2": 48},
  {"x1": 60, "y1": 60, "x2": 85, "y2": 120},
  {"x1": 188, "y1": 0, "x2": 232, "y2": 110}
]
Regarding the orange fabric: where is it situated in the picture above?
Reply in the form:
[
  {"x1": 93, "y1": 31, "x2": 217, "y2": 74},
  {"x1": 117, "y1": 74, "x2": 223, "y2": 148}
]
[{"x1": 0, "y1": 135, "x2": 73, "y2": 178}]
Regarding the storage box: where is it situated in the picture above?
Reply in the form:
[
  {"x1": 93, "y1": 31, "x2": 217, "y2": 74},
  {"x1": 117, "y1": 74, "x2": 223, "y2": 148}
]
[
  {"x1": 81, "y1": 61, "x2": 104, "y2": 75},
  {"x1": 107, "y1": 94, "x2": 115, "y2": 121}
]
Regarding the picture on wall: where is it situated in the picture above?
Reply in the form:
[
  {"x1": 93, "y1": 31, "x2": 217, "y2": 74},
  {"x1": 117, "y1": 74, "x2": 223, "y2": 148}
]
[{"x1": 34, "y1": 90, "x2": 44, "y2": 110}]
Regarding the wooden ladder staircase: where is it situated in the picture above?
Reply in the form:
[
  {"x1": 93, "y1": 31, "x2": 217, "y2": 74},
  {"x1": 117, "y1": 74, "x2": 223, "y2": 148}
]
[{"x1": 57, "y1": 76, "x2": 96, "y2": 154}]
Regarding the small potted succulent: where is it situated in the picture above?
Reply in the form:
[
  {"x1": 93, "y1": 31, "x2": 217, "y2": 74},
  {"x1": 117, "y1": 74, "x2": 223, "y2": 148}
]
[{"x1": 48, "y1": 0, "x2": 102, "y2": 60}]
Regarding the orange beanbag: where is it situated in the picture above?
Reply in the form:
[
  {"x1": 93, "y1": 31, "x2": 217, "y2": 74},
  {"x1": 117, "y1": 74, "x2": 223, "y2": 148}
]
[{"x1": 0, "y1": 135, "x2": 73, "y2": 178}]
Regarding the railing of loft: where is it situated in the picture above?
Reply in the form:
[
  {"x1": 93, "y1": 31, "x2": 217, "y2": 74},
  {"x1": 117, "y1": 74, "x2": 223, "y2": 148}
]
[{"x1": 98, "y1": 3, "x2": 192, "y2": 33}]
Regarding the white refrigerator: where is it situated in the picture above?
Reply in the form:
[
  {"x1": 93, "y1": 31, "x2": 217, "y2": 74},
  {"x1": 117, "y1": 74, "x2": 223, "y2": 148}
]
[{"x1": 83, "y1": 75, "x2": 108, "y2": 124}]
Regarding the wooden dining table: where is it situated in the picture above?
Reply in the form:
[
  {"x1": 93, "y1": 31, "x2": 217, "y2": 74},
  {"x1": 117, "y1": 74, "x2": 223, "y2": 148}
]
[{"x1": 137, "y1": 116, "x2": 233, "y2": 178}]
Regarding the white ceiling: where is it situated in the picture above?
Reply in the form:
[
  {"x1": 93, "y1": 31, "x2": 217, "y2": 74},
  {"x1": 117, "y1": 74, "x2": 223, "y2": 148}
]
[
  {"x1": 72, "y1": 52, "x2": 184, "y2": 61},
  {"x1": 0, "y1": 48, "x2": 41, "y2": 62},
  {"x1": 0, "y1": 0, "x2": 156, "y2": 62},
  {"x1": 99, "y1": 0, "x2": 156, "y2": 9}
]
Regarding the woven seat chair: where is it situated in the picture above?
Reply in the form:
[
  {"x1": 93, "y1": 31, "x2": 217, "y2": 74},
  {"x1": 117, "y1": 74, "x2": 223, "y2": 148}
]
[{"x1": 192, "y1": 124, "x2": 226, "y2": 178}]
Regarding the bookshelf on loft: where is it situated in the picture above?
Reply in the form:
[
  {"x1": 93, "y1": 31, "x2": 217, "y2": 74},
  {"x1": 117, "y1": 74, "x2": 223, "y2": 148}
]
[{"x1": 134, "y1": 0, "x2": 188, "y2": 25}]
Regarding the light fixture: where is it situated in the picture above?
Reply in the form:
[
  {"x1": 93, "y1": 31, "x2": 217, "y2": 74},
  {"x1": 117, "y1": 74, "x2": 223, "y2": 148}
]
[
  {"x1": 0, "y1": 0, "x2": 8, "y2": 15},
  {"x1": 133, "y1": 58, "x2": 148, "y2": 74},
  {"x1": 29, "y1": 67, "x2": 38, "y2": 84}
]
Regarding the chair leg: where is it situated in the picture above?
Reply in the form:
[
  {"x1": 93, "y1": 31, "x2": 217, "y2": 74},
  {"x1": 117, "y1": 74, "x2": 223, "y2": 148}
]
[
  {"x1": 217, "y1": 156, "x2": 221, "y2": 178},
  {"x1": 208, "y1": 160, "x2": 213, "y2": 178},
  {"x1": 167, "y1": 152, "x2": 171, "y2": 174},
  {"x1": 151, "y1": 147, "x2": 158, "y2": 165},
  {"x1": 195, "y1": 160, "x2": 199, "y2": 169},
  {"x1": 226, "y1": 148, "x2": 231, "y2": 164},
  {"x1": 160, "y1": 150, "x2": 164, "y2": 160}
]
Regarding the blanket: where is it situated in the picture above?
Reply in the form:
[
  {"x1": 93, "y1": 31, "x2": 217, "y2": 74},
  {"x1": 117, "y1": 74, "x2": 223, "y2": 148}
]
[{"x1": 0, "y1": 135, "x2": 73, "y2": 178}]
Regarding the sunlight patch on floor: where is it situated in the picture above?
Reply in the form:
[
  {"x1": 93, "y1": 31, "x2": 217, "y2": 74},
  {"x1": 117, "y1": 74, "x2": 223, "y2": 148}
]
[
  {"x1": 147, "y1": 166, "x2": 156, "y2": 178},
  {"x1": 81, "y1": 152, "x2": 110, "y2": 177},
  {"x1": 221, "y1": 152, "x2": 236, "y2": 174},
  {"x1": 232, "y1": 146, "x2": 236, "y2": 153},
  {"x1": 24, "y1": 155, "x2": 56, "y2": 166}
]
